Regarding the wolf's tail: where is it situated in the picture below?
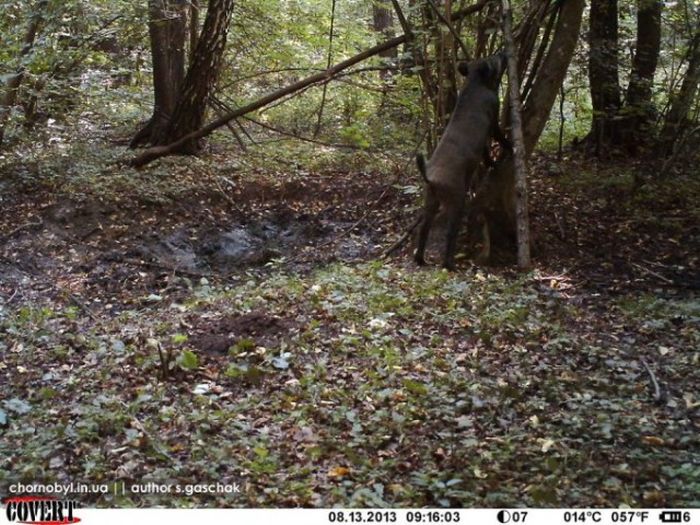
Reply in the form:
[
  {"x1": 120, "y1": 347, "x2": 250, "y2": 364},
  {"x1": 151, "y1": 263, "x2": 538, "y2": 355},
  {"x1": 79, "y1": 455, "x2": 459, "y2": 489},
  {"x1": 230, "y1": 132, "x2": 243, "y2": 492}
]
[{"x1": 416, "y1": 154, "x2": 429, "y2": 184}]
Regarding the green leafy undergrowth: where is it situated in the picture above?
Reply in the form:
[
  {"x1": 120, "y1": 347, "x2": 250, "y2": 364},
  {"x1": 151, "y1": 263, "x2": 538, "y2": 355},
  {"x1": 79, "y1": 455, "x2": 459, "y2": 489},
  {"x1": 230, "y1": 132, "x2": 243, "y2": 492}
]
[{"x1": 1, "y1": 262, "x2": 698, "y2": 507}]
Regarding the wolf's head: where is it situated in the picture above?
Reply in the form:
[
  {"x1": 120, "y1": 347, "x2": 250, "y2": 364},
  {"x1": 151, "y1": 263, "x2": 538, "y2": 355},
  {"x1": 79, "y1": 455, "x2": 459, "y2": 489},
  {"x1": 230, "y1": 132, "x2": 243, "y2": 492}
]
[{"x1": 457, "y1": 51, "x2": 507, "y2": 90}]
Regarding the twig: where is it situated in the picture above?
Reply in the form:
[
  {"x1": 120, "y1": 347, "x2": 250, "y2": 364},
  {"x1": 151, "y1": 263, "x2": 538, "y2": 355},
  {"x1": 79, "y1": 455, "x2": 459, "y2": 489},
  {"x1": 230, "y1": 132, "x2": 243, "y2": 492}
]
[
  {"x1": 640, "y1": 358, "x2": 663, "y2": 403},
  {"x1": 553, "y1": 210, "x2": 565, "y2": 240},
  {"x1": 211, "y1": 174, "x2": 243, "y2": 213},
  {"x1": 210, "y1": 96, "x2": 257, "y2": 145},
  {"x1": 631, "y1": 262, "x2": 674, "y2": 284},
  {"x1": 66, "y1": 293, "x2": 99, "y2": 322},
  {"x1": 382, "y1": 214, "x2": 422, "y2": 258},
  {"x1": 5, "y1": 288, "x2": 19, "y2": 304},
  {"x1": 0, "y1": 217, "x2": 43, "y2": 244},
  {"x1": 209, "y1": 99, "x2": 247, "y2": 150}
]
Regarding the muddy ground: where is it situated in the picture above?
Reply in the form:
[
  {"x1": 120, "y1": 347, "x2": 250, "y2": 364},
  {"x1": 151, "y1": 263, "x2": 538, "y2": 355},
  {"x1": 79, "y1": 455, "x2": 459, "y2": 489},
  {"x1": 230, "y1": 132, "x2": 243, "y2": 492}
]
[
  {"x1": 0, "y1": 170, "x2": 411, "y2": 311},
  {"x1": 1, "y1": 154, "x2": 698, "y2": 313}
]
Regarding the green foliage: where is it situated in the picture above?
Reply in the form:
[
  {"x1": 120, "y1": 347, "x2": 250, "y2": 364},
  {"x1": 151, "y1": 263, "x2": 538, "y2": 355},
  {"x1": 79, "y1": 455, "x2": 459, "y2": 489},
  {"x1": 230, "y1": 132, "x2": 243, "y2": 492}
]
[{"x1": 177, "y1": 349, "x2": 199, "y2": 371}]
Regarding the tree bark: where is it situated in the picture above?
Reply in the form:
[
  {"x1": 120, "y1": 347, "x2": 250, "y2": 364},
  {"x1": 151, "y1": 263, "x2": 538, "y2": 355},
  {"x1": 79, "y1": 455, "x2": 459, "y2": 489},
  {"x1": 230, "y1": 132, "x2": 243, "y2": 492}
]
[
  {"x1": 162, "y1": 0, "x2": 235, "y2": 154},
  {"x1": 129, "y1": 35, "x2": 408, "y2": 167},
  {"x1": 522, "y1": 0, "x2": 585, "y2": 154},
  {"x1": 622, "y1": 0, "x2": 662, "y2": 147},
  {"x1": 0, "y1": 0, "x2": 48, "y2": 147},
  {"x1": 659, "y1": 26, "x2": 700, "y2": 155},
  {"x1": 189, "y1": 0, "x2": 200, "y2": 62},
  {"x1": 130, "y1": 0, "x2": 188, "y2": 148},
  {"x1": 374, "y1": 0, "x2": 397, "y2": 77},
  {"x1": 502, "y1": 0, "x2": 532, "y2": 269},
  {"x1": 587, "y1": 0, "x2": 621, "y2": 153}
]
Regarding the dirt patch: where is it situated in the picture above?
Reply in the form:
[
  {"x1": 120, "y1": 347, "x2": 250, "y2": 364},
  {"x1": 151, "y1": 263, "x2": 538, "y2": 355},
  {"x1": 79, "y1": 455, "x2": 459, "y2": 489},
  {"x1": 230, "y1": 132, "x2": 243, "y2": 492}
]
[
  {"x1": 136, "y1": 211, "x2": 327, "y2": 273},
  {"x1": 190, "y1": 310, "x2": 296, "y2": 354},
  {"x1": 0, "y1": 170, "x2": 408, "y2": 308}
]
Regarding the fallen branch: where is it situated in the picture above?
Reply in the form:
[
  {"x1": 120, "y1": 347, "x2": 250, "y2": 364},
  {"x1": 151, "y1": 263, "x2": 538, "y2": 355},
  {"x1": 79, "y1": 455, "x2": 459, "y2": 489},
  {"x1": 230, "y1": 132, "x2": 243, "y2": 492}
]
[
  {"x1": 640, "y1": 358, "x2": 663, "y2": 403},
  {"x1": 631, "y1": 262, "x2": 674, "y2": 284},
  {"x1": 129, "y1": 35, "x2": 407, "y2": 168},
  {"x1": 382, "y1": 214, "x2": 421, "y2": 258},
  {"x1": 65, "y1": 292, "x2": 98, "y2": 322},
  {"x1": 5, "y1": 288, "x2": 19, "y2": 304},
  {"x1": 0, "y1": 217, "x2": 43, "y2": 244}
]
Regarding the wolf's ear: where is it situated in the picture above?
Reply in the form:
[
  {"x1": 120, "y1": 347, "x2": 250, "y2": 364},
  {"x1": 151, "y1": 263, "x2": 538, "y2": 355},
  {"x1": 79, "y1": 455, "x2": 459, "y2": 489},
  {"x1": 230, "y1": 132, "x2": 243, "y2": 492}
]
[
  {"x1": 477, "y1": 60, "x2": 490, "y2": 78},
  {"x1": 457, "y1": 61, "x2": 469, "y2": 77}
]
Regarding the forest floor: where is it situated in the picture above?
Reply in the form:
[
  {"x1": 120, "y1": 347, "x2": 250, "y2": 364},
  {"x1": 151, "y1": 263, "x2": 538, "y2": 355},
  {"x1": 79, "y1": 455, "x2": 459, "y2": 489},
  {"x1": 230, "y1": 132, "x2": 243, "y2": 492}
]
[{"x1": 0, "y1": 137, "x2": 698, "y2": 507}]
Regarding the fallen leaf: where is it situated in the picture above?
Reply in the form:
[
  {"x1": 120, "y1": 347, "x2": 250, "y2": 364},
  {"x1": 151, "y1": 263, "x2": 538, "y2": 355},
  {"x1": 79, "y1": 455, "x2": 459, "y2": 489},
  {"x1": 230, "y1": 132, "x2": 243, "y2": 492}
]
[
  {"x1": 328, "y1": 466, "x2": 350, "y2": 479},
  {"x1": 641, "y1": 436, "x2": 665, "y2": 446},
  {"x1": 540, "y1": 438, "x2": 556, "y2": 453}
]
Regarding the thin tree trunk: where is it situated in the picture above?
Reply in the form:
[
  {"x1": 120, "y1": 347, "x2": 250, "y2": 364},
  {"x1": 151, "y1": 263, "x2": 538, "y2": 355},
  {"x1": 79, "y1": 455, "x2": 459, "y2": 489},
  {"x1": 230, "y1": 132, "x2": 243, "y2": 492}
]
[
  {"x1": 129, "y1": 35, "x2": 408, "y2": 167},
  {"x1": 520, "y1": 0, "x2": 558, "y2": 103},
  {"x1": 587, "y1": 0, "x2": 621, "y2": 153},
  {"x1": 659, "y1": 25, "x2": 700, "y2": 155},
  {"x1": 390, "y1": 0, "x2": 438, "y2": 150},
  {"x1": 313, "y1": 0, "x2": 336, "y2": 138},
  {"x1": 0, "y1": 0, "x2": 48, "y2": 146},
  {"x1": 433, "y1": 0, "x2": 458, "y2": 129},
  {"x1": 162, "y1": 0, "x2": 235, "y2": 153},
  {"x1": 502, "y1": 0, "x2": 531, "y2": 269},
  {"x1": 373, "y1": 0, "x2": 397, "y2": 81}
]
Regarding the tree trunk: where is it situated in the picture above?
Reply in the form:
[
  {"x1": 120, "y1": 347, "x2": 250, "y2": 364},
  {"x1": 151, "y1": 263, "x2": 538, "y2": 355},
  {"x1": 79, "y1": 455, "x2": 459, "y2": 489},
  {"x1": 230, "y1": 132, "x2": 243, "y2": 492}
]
[
  {"x1": 0, "y1": 0, "x2": 48, "y2": 147},
  {"x1": 434, "y1": 0, "x2": 458, "y2": 129},
  {"x1": 189, "y1": 0, "x2": 200, "y2": 62},
  {"x1": 587, "y1": 0, "x2": 621, "y2": 154},
  {"x1": 522, "y1": 0, "x2": 585, "y2": 154},
  {"x1": 130, "y1": 0, "x2": 188, "y2": 148},
  {"x1": 468, "y1": 0, "x2": 584, "y2": 263},
  {"x1": 621, "y1": 0, "x2": 662, "y2": 148},
  {"x1": 502, "y1": 0, "x2": 532, "y2": 269},
  {"x1": 129, "y1": 35, "x2": 408, "y2": 167},
  {"x1": 501, "y1": 0, "x2": 556, "y2": 129},
  {"x1": 391, "y1": 0, "x2": 439, "y2": 150},
  {"x1": 373, "y1": 0, "x2": 397, "y2": 80},
  {"x1": 162, "y1": 0, "x2": 235, "y2": 154},
  {"x1": 658, "y1": 26, "x2": 700, "y2": 156}
]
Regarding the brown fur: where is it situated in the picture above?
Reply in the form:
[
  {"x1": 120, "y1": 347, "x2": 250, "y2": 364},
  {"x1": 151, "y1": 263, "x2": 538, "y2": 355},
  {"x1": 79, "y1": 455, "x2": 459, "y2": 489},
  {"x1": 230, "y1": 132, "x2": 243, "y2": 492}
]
[{"x1": 415, "y1": 53, "x2": 510, "y2": 270}]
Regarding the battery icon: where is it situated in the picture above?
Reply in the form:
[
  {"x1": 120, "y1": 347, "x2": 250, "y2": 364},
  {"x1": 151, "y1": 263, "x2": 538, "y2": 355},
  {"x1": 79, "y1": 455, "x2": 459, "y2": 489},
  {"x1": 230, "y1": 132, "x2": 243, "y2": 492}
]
[{"x1": 660, "y1": 511, "x2": 682, "y2": 523}]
